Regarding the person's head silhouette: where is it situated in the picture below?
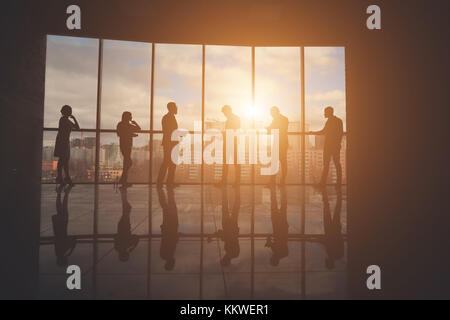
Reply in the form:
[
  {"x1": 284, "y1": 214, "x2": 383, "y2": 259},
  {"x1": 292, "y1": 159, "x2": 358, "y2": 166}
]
[
  {"x1": 270, "y1": 106, "x2": 280, "y2": 119},
  {"x1": 324, "y1": 106, "x2": 334, "y2": 119},
  {"x1": 122, "y1": 111, "x2": 132, "y2": 122},
  {"x1": 164, "y1": 258, "x2": 176, "y2": 271},
  {"x1": 221, "y1": 105, "x2": 232, "y2": 119},
  {"x1": 61, "y1": 105, "x2": 72, "y2": 117},
  {"x1": 167, "y1": 102, "x2": 178, "y2": 115}
]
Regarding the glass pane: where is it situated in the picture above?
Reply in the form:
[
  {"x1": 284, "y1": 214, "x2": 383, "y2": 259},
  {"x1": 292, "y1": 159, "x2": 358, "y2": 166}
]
[
  {"x1": 101, "y1": 40, "x2": 152, "y2": 130},
  {"x1": 153, "y1": 44, "x2": 202, "y2": 131},
  {"x1": 205, "y1": 45, "x2": 251, "y2": 127},
  {"x1": 305, "y1": 47, "x2": 346, "y2": 185},
  {"x1": 204, "y1": 46, "x2": 252, "y2": 183},
  {"x1": 99, "y1": 132, "x2": 150, "y2": 183},
  {"x1": 254, "y1": 134, "x2": 303, "y2": 184},
  {"x1": 44, "y1": 35, "x2": 99, "y2": 129},
  {"x1": 151, "y1": 133, "x2": 201, "y2": 183},
  {"x1": 306, "y1": 135, "x2": 346, "y2": 184},
  {"x1": 305, "y1": 47, "x2": 346, "y2": 132},
  {"x1": 255, "y1": 47, "x2": 301, "y2": 130},
  {"x1": 42, "y1": 130, "x2": 96, "y2": 183}
]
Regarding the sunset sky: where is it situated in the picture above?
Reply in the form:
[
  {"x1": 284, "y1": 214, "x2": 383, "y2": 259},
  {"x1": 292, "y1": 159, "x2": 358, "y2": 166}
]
[{"x1": 44, "y1": 35, "x2": 345, "y2": 142}]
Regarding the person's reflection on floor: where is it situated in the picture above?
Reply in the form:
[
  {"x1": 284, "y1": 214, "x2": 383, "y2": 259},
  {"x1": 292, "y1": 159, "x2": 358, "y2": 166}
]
[
  {"x1": 158, "y1": 186, "x2": 179, "y2": 271},
  {"x1": 320, "y1": 186, "x2": 344, "y2": 270},
  {"x1": 114, "y1": 187, "x2": 139, "y2": 262},
  {"x1": 217, "y1": 186, "x2": 241, "y2": 266},
  {"x1": 52, "y1": 185, "x2": 76, "y2": 267},
  {"x1": 265, "y1": 186, "x2": 289, "y2": 266}
]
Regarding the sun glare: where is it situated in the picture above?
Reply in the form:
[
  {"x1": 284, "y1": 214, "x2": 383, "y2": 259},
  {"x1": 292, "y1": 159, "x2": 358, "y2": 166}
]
[{"x1": 243, "y1": 103, "x2": 262, "y2": 120}]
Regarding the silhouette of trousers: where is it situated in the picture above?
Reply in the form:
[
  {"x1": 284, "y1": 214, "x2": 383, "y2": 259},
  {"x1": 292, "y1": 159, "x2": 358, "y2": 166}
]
[
  {"x1": 57, "y1": 154, "x2": 70, "y2": 180},
  {"x1": 157, "y1": 144, "x2": 176, "y2": 184},
  {"x1": 321, "y1": 148, "x2": 342, "y2": 185},
  {"x1": 221, "y1": 137, "x2": 240, "y2": 184},
  {"x1": 270, "y1": 148, "x2": 288, "y2": 184},
  {"x1": 120, "y1": 148, "x2": 132, "y2": 184}
]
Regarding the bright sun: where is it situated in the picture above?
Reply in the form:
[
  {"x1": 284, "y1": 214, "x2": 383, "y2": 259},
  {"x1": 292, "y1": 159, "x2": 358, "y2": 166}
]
[{"x1": 244, "y1": 103, "x2": 261, "y2": 120}]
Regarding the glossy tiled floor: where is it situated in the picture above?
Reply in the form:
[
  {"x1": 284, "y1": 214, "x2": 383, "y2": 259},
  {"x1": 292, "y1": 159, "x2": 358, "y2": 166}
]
[{"x1": 39, "y1": 184, "x2": 347, "y2": 299}]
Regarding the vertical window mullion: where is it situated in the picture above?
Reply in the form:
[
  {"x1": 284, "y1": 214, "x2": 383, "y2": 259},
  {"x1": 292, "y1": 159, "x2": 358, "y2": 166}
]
[
  {"x1": 147, "y1": 42, "x2": 155, "y2": 299},
  {"x1": 300, "y1": 46, "x2": 306, "y2": 299},
  {"x1": 199, "y1": 44, "x2": 206, "y2": 300},
  {"x1": 93, "y1": 38, "x2": 103, "y2": 299},
  {"x1": 250, "y1": 46, "x2": 255, "y2": 299}
]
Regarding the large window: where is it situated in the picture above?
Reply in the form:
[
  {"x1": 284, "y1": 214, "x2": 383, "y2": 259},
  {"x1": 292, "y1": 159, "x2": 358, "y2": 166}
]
[{"x1": 40, "y1": 35, "x2": 347, "y2": 299}]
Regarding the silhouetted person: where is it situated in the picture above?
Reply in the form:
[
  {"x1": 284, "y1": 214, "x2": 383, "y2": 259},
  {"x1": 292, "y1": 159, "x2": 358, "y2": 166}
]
[
  {"x1": 309, "y1": 106, "x2": 343, "y2": 186},
  {"x1": 157, "y1": 102, "x2": 179, "y2": 187},
  {"x1": 265, "y1": 186, "x2": 289, "y2": 266},
  {"x1": 217, "y1": 186, "x2": 241, "y2": 266},
  {"x1": 267, "y1": 106, "x2": 289, "y2": 186},
  {"x1": 320, "y1": 186, "x2": 344, "y2": 270},
  {"x1": 158, "y1": 186, "x2": 179, "y2": 270},
  {"x1": 218, "y1": 105, "x2": 241, "y2": 187},
  {"x1": 52, "y1": 185, "x2": 76, "y2": 267},
  {"x1": 117, "y1": 111, "x2": 141, "y2": 187},
  {"x1": 114, "y1": 187, "x2": 139, "y2": 262},
  {"x1": 54, "y1": 105, "x2": 80, "y2": 186}
]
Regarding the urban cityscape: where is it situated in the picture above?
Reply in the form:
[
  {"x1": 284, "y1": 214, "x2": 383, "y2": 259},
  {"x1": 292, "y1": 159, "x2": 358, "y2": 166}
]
[{"x1": 42, "y1": 120, "x2": 346, "y2": 185}]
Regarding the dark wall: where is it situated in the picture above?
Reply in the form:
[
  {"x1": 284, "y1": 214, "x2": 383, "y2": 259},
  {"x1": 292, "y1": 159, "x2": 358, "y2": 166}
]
[
  {"x1": 0, "y1": 1, "x2": 46, "y2": 299},
  {"x1": 1, "y1": 0, "x2": 449, "y2": 299}
]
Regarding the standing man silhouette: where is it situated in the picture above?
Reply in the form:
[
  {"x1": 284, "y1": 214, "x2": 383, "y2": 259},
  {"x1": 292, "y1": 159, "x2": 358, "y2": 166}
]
[
  {"x1": 117, "y1": 111, "x2": 141, "y2": 187},
  {"x1": 54, "y1": 105, "x2": 80, "y2": 186},
  {"x1": 267, "y1": 106, "x2": 289, "y2": 186},
  {"x1": 219, "y1": 105, "x2": 241, "y2": 187},
  {"x1": 308, "y1": 106, "x2": 343, "y2": 186},
  {"x1": 157, "y1": 102, "x2": 179, "y2": 187}
]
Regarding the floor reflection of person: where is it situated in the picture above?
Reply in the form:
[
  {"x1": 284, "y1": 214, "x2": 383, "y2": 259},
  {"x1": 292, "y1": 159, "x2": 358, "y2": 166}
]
[
  {"x1": 321, "y1": 186, "x2": 344, "y2": 270},
  {"x1": 114, "y1": 187, "x2": 139, "y2": 262},
  {"x1": 117, "y1": 111, "x2": 141, "y2": 187},
  {"x1": 158, "y1": 186, "x2": 179, "y2": 271},
  {"x1": 266, "y1": 186, "x2": 289, "y2": 266},
  {"x1": 52, "y1": 185, "x2": 76, "y2": 267},
  {"x1": 217, "y1": 186, "x2": 241, "y2": 266}
]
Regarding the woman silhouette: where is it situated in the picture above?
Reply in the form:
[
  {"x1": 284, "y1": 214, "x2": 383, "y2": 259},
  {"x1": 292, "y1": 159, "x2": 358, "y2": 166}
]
[{"x1": 54, "y1": 105, "x2": 80, "y2": 186}]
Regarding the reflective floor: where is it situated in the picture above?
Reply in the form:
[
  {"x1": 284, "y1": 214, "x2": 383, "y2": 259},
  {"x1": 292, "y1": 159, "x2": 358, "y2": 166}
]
[{"x1": 39, "y1": 184, "x2": 347, "y2": 299}]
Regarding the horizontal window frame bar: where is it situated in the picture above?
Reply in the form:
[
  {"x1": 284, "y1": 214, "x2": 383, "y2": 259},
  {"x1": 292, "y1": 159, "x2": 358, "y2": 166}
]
[
  {"x1": 43, "y1": 128, "x2": 347, "y2": 135},
  {"x1": 41, "y1": 182, "x2": 347, "y2": 186}
]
